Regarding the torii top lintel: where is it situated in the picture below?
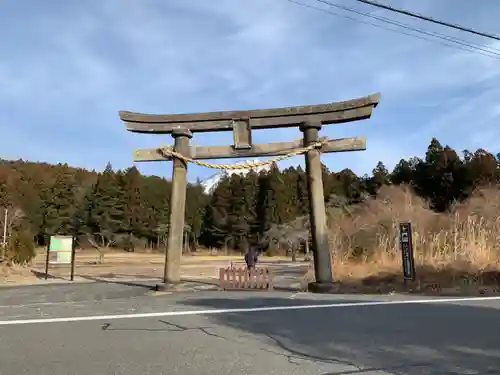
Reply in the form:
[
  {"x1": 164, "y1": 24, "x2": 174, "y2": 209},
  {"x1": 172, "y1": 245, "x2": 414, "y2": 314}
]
[{"x1": 119, "y1": 93, "x2": 380, "y2": 134}]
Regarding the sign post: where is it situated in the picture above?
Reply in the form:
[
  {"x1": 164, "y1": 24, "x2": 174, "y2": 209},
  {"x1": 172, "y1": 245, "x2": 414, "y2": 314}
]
[
  {"x1": 44, "y1": 235, "x2": 76, "y2": 281},
  {"x1": 399, "y1": 222, "x2": 416, "y2": 284}
]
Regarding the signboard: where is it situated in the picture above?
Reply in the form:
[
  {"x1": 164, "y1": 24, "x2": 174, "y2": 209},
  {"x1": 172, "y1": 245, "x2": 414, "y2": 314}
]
[
  {"x1": 399, "y1": 222, "x2": 416, "y2": 282},
  {"x1": 45, "y1": 235, "x2": 76, "y2": 281},
  {"x1": 48, "y1": 235, "x2": 74, "y2": 264}
]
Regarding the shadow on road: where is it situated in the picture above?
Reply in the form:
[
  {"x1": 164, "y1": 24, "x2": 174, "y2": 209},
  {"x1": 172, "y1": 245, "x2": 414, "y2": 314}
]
[
  {"x1": 77, "y1": 275, "x2": 157, "y2": 290},
  {"x1": 175, "y1": 296, "x2": 500, "y2": 375},
  {"x1": 30, "y1": 269, "x2": 157, "y2": 290},
  {"x1": 31, "y1": 269, "x2": 68, "y2": 281}
]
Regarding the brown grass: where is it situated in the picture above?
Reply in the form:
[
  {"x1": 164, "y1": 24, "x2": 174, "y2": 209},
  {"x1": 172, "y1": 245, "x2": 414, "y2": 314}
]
[
  {"x1": 326, "y1": 185, "x2": 500, "y2": 294},
  {"x1": 0, "y1": 262, "x2": 34, "y2": 284}
]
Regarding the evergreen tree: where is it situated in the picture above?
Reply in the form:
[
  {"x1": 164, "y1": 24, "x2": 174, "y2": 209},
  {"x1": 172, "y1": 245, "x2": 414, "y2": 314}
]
[
  {"x1": 263, "y1": 163, "x2": 291, "y2": 225},
  {"x1": 39, "y1": 167, "x2": 77, "y2": 237},
  {"x1": 295, "y1": 166, "x2": 309, "y2": 216},
  {"x1": 366, "y1": 161, "x2": 390, "y2": 195},
  {"x1": 185, "y1": 183, "x2": 209, "y2": 249},
  {"x1": 200, "y1": 175, "x2": 231, "y2": 248},
  {"x1": 87, "y1": 163, "x2": 126, "y2": 242},
  {"x1": 142, "y1": 175, "x2": 171, "y2": 245},
  {"x1": 121, "y1": 166, "x2": 144, "y2": 236},
  {"x1": 391, "y1": 159, "x2": 415, "y2": 185}
]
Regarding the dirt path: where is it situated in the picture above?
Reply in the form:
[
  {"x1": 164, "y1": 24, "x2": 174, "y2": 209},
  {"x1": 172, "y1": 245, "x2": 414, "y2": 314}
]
[{"x1": 1, "y1": 250, "x2": 308, "y2": 287}]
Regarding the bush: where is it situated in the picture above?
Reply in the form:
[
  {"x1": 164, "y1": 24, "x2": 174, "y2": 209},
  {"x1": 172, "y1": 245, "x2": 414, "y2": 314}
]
[
  {"x1": 115, "y1": 234, "x2": 144, "y2": 252},
  {"x1": 6, "y1": 229, "x2": 36, "y2": 265},
  {"x1": 265, "y1": 244, "x2": 285, "y2": 257}
]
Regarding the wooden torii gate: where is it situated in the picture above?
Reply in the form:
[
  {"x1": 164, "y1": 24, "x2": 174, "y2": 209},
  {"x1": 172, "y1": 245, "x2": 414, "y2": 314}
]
[{"x1": 119, "y1": 93, "x2": 381, "y2": 292}]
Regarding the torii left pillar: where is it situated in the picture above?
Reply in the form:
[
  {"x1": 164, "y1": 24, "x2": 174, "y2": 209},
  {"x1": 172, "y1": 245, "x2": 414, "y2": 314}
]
[{"x1": 158, "y1": 128, "x2": 192, "y2": 290}]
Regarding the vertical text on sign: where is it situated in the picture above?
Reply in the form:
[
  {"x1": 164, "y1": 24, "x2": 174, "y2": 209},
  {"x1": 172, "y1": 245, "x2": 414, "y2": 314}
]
[{"x1": 399, "y1": 222, "x2": 416, "y2": 282}]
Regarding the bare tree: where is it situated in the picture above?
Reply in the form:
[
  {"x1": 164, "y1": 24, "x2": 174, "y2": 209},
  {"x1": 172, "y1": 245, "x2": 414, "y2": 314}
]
[
  {"x1": 154, "y1": 223, "x2": 192, "y2": 254},
  {"x1": 183, "y1": 223, "x2": 191, "y2": 254},
  {"x1": 263, "y1": 216, "x2": 311, "y2": 262},
  {"x1": 0, "y1": 207, "x2": 24, "y2": 262},
  {"x1": 154, "y1": 223, "x2": 169, "y2": 250},
  {"x1": 86, "y1": 231, "x2": 116, "y2": 264},
  {"x1": 292, "y1": 216, "x2": 312, "y2": 261}
]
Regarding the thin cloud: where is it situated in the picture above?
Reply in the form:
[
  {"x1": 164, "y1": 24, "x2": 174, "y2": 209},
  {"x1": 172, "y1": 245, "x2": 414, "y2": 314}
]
[{"x1": 0, "y1": 0, "x2": 499, "y2": 180}]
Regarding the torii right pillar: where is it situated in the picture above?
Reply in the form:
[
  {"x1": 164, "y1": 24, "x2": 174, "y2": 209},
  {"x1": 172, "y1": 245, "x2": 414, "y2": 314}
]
[{"x1": 301, "y1": 121, "x2": 334, "y2": 293}]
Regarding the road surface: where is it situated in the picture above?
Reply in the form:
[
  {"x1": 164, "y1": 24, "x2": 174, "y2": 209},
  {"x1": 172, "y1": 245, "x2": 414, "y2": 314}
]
[{"x1": 0, "y1": 283, "x2": 499, "y2": 375}]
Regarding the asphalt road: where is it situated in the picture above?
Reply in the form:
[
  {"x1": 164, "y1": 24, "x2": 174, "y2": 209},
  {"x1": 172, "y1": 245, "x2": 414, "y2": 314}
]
[{"x1": 0, "y1": 284, "x2": 499, "y2": 375}]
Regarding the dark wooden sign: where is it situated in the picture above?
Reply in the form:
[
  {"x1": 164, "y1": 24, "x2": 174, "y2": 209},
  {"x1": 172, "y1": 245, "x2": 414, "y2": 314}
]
[{"x1": 399, "y1": 222, "x2": 416, "y2": 282}]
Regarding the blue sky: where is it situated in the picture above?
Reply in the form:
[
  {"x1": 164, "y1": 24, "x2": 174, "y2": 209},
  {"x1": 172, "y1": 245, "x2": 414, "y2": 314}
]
[{"x1": 1, "y1": 0, "x2": 499, "y2": 183}]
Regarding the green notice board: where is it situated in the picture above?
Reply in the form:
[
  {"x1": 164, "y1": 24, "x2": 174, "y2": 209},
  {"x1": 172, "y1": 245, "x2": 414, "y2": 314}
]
[{"x1": 48, "y1": 236, "x2": 74, "y2": 264}]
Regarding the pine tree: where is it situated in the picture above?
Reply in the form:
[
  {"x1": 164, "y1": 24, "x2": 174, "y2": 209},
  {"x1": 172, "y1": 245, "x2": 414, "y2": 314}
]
[
  {"x1": 225, "y1": 171, "x2": 260, "y2": 250},
  {"x1": 414, "y1": 139, "x2": 465, "y2": 211},
  {"x1": 391, "y1": 159, "x2": 415, "y2": 185},
  {"x1": 39, "y1": 167, "x2": 77, "y2": 237},
  {"x1": 87, "y1": 163, "x2": 126, "y2": 244},
  {"x1": 466, "y1": 149, "x2": 497, "y2": 187},
  {"x1": 121, "y1": 166, "x2": 144, "y2": 236},
  {"x1": 265, "y1": 163, "x2": 290, "y2": 225},
  {"x1": 227, "y1": 174, "x2": 249, "y2": 250},
  {"x1": 295, "y1": 166, "x2": 309, "y2": 216},
  {"x1": 142, "y1": 175, "x2": 171, "y2": 245},
  {"x1": 185, "y1": 183, "x2": 209, "y2": 250},
  {"x1": 366, "y1": 161, "x2": 390, "y2": 195},
  {"x1": 200, "y1": 175, "x2": 231, "y2": 248},
  {"x1": 335, "y1": 168, "x2": 364, "y2": 204}
]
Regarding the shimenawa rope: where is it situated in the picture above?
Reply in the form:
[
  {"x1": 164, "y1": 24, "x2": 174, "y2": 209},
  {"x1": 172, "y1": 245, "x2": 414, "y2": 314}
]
[{"x1": 157, "y1": 139, "x2": 329, "y2": 170}]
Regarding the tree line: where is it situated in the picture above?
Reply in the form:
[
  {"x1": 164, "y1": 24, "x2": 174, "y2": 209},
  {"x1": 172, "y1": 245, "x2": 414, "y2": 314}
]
[{"x1": 1, "y1": 137, "x2": 499, "y2": 263}]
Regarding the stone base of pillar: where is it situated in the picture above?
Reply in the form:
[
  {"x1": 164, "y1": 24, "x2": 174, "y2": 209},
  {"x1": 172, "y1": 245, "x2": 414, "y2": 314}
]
[
  {"x1": 155, "y1": 282, "x2": 181, "y2": 292},
  {"x1": 307, "y1": 281, "x2": 340, "y2": 294}
]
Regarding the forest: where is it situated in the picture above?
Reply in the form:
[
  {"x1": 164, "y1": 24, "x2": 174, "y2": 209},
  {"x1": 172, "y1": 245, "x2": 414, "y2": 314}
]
[{"x1": 1, "y1": 137, "x2": 500, "y2": 279}]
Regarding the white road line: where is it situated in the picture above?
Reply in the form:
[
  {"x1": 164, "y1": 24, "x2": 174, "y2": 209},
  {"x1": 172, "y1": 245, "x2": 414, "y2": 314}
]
[{"x1": 0, "y1": 295, "x2": 499, "y2": 326}]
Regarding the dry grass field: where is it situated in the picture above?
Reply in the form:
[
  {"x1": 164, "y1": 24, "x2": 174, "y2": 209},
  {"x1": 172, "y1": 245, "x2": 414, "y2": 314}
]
[
  {"x1": 326, "y1": 185, "x2": 500, "y2": 294},
  {"x1": 0, "y1": 249, "x2": 295, "y2": 286}
]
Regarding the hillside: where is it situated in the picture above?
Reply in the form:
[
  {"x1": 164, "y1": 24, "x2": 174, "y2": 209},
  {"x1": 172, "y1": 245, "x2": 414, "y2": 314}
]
[{"x1": 1, "y1": 137, "x2": 500, "y2": 269}]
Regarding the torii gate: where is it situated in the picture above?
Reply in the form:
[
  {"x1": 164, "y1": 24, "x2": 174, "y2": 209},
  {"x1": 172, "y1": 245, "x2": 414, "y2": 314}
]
[{"x1": 119, "y1": 93, "x2": 380, "y2": 292}]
